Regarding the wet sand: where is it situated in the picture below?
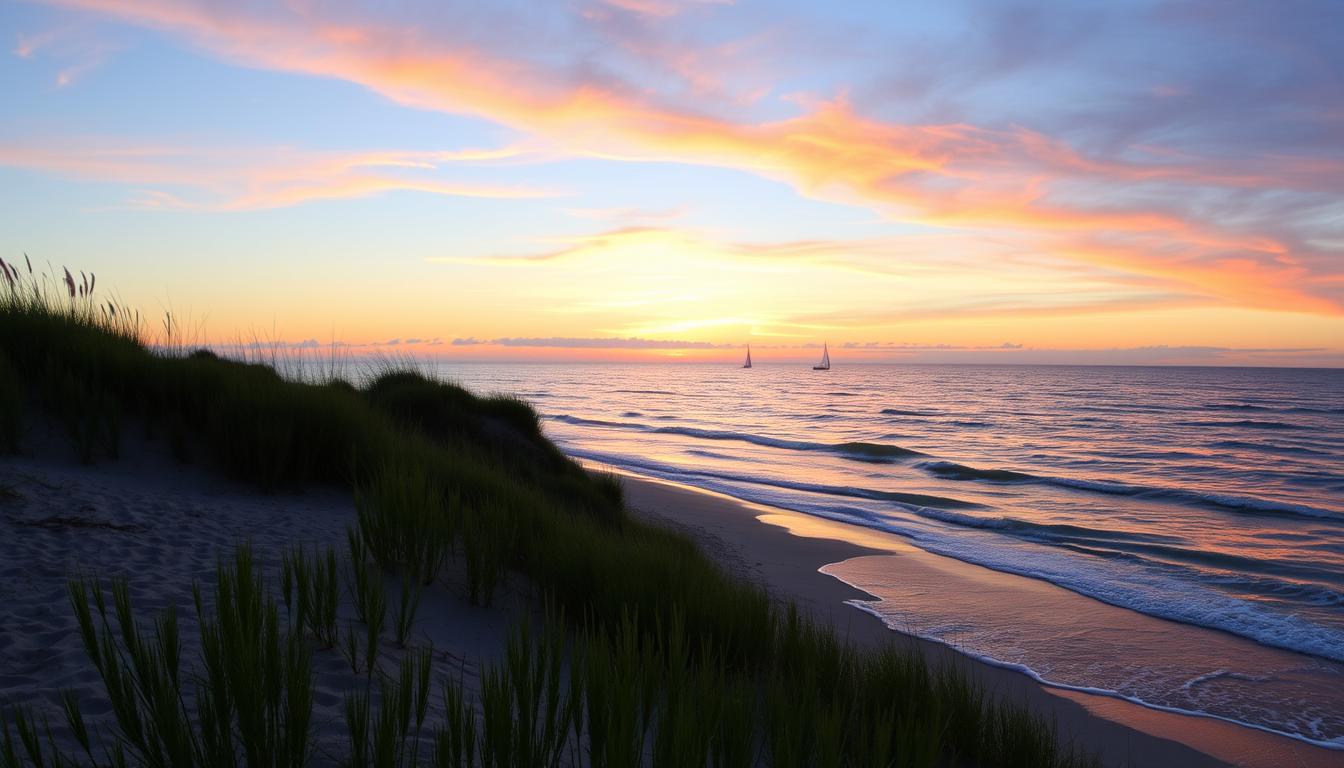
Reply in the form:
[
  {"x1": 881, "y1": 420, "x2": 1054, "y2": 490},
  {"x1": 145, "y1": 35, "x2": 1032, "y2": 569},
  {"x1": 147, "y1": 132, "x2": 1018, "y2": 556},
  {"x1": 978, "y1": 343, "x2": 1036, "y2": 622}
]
[{"x1": 619, "y1": 471, "x2": 1341, "y2": 768}]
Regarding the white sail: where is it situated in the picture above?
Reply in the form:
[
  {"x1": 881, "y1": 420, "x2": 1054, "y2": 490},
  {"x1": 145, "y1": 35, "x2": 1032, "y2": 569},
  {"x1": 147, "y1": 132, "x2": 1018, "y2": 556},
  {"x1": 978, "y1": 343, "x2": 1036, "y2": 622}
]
[
  {"x1": 743, "y1": 346, "x2": 752, "y2": 368},
  {"x1": 814, "y1": 342, "x2": 831, "y2": 370}
]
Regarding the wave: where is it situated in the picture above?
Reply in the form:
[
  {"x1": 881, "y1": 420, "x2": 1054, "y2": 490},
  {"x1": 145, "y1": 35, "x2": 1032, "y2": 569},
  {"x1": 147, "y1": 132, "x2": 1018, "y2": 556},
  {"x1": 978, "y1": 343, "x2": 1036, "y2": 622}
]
[
  {"x1": 916, "y1": 460, "x2": 1340, "y2": 520},
  {"x1": 904, "y1": 512, "x2": 1344, "y2": 607},
  {"x1": 832, "y1": 598, "x2": 1344, "y2": 750},
  {"x1": 1210, "y1": 440, "x2": 1327, "y2": 456},
  {"x1": 612, "y1": 389, "x2": 677, "y2": 396},
  {"x1": 1204, "y1": 402, "x2": 1344, "y2": 416},
  {"x1": 563, "y1": 445, "x2": 976, "y2": 510},
  {"x1": 918, "y1": 461, "x2": 1035, "y2": 483},
  {"x1": 1178, "y1": 419, "x2": 1308, "y2": 430},
  {"x1": 909, "y1": 508, "x2": 1194, "y2": 549},
  {"x1": 1047, "y1": 478, "x2": 1340, "y2": 520},
  {"x1": 908, "y1": 505, "x2": 1344, "y2": 613},
  {"x1": 1181, "y1": 668, "x2": 1273, "y2": 691},
  {"x1": 910, "y1": 506, "x2": 1016, "y2": 530},
  {"x1": 1100, "y1": 448, "x2": 1208, "y2": 461},
  {"x1": 683, "y1": 448, "x2": 737, "y2": 461},
  {"x1": 1215, "y1": 573, "x2": 1344, "y2": 608},
  {"x1": 621, "y1": 411, "x2": 643, "y2": 418},
  {"x1": 831, "y1": 441, "x2": 923, "y2": 461},
  {"x1": 1290, "y1": 406, "x2": 1344, "y2": 415},
  {"x1": 1035, "y1": 544, "x2": 1344, "y2": 605},
  {"x1": 547, "y1": 414, "x2": 924, "y2": 462},
  {"x1": 880, "y1": 407, "x2": 942, "y2": 416},
  {"x1": 717, "y1": 473, "x2": 977, "y2": 510},
  {"x1": 1074, "y1": 403, "x2": 1181, "y2": 414},
  {"x1": 549, "y1": 415, "x2": 631, "y2": 429}
]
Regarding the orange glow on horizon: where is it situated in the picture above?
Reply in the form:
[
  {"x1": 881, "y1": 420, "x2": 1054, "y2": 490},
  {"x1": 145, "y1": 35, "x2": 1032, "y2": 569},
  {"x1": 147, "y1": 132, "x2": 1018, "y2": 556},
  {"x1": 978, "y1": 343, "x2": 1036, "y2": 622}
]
[{"x1": 4, "y1": 1, "x2": 1341, "y2": 366}]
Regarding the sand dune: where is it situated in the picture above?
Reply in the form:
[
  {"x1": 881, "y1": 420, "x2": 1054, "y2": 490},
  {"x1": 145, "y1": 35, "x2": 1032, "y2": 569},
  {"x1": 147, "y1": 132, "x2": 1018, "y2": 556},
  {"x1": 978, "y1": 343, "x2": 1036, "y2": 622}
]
[{"x1": 0, "y1": 430, "x2": 527, "y2": 763}]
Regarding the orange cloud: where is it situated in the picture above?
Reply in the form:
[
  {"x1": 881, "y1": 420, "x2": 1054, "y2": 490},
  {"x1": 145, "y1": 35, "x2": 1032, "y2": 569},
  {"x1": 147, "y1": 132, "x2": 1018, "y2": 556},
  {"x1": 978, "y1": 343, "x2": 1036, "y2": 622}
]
[
  {"x1": 31, "y1": 0, "x2": 1344, "y2": 312},
  {"x1": 0, "y1": 140, "x2": 555, "y2": 210},
  {"x1": 598, "y1": 0, "x2": 687, "y2": 18},
  {"x1": 1057, "y1": 236, "x2": 1338, "y2": 316}
]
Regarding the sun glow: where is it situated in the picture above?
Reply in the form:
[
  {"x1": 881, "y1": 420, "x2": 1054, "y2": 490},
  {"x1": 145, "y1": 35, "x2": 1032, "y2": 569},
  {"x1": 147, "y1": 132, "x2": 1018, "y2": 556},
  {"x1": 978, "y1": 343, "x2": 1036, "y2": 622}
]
[{"x1": 1, "y1": 0, "x2": 1339, "y2": 365}]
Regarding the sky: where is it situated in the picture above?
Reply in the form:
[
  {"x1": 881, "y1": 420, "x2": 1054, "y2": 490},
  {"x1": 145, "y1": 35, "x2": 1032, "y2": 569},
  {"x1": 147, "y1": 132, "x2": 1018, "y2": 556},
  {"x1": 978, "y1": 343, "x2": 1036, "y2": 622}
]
[{"x1": 1, "y1": 0, "x2": 1341, "y2": 365}]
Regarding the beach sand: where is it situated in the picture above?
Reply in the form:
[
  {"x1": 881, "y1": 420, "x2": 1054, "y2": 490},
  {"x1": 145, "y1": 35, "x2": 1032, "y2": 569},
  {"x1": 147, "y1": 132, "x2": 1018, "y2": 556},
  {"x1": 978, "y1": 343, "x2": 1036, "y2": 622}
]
[
  {"x1": 619, "y1": 472, "x2": 1343, "y2": 768},
  {"x1": 0, "y1": 429, "x2": 528, "y2": 763}
]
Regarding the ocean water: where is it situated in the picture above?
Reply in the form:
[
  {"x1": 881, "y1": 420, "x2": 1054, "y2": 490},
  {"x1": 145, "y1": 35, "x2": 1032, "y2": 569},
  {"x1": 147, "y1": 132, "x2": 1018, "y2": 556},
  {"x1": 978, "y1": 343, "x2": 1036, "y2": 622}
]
[{"x1": 425, "y1": 362, "x2": 1344, "y2": 747}]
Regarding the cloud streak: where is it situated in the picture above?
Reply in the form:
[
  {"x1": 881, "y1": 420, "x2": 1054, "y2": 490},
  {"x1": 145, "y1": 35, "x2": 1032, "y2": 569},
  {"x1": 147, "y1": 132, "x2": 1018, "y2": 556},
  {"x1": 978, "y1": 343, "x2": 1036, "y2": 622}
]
[
  {"x1": 452, "y1": 336, "x2": 731, "y2": 349},
  {"x1": 0, "y1": 140, "x2": 555, "y2": 210}
]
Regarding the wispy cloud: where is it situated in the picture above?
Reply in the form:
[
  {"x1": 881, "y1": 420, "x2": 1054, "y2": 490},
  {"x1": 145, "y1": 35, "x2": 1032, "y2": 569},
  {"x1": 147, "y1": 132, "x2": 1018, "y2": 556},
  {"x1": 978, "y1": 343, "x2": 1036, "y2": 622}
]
[
  {"x1": 440, "y1": 226, "x2": 964, "y2": 272},
  {"x1": 0, "y1": 140, "x2": 556, "y2": 210},
  {"x1": 445, "y1": 226, "x2": 686, "y2": 264},
  {"x1": 452, "y1": 336, "x2": 731, "y2": 349},
  {"x1": 840, "y1": 341, "x2": 1025, "y2": 351},
  {"x1": 595, "y1": 0, "x2": 728, "y2": 18},
  {"x1": 13, "y1": 30, "x2": 59, "y2": 58},
  {"x1": 847, "y1": 345, "x2": 1343, "y2": 367},
  {"x1": 12, "y1": 22, "x2": 115, "y2": 87}
]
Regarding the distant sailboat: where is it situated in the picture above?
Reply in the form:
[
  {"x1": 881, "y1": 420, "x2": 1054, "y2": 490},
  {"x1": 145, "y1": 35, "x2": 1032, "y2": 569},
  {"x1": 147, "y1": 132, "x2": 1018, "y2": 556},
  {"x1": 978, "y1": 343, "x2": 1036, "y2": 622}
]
[
  {"x1": 813, "y1": 342, "x2": 831, "y2": 370},
  {"x1": 742, "y1": 345, "x2": 753, "y2": 368}
]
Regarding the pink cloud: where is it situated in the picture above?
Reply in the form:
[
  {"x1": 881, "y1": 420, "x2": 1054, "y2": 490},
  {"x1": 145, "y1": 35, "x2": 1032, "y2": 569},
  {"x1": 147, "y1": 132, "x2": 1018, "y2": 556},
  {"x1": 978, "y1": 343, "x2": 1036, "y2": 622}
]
[
  {"x1": 0, "y1": 140, "x2": 556, "y2": 210},
  {"x1": 596, "y1": 0, "x2": 734, "y2": 18}
]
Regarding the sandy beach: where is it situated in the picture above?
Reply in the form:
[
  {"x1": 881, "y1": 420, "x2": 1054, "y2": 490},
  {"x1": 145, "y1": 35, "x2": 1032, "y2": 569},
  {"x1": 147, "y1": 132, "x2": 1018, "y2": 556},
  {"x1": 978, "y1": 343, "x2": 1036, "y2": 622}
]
[
  {"x1": 617, "y1": 472, "x2": 1343, "y2": 768},
  {"x1": 0, "y1": 429, "x2": 531, "y2": 763}
]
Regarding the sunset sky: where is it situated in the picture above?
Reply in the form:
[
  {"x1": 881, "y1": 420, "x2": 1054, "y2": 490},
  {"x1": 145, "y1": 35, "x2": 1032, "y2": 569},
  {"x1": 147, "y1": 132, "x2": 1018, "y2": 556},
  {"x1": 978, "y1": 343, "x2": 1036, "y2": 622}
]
[{"x1": 2, "y1": 0, "x2": 1341, "y2": 365}]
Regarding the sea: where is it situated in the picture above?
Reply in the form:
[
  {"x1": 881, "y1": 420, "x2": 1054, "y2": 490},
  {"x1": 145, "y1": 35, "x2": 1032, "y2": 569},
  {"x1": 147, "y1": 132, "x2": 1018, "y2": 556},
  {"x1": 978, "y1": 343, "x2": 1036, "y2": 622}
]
[{"x1": 420, "y1": 362, "x2": 1343, "y2": 748}]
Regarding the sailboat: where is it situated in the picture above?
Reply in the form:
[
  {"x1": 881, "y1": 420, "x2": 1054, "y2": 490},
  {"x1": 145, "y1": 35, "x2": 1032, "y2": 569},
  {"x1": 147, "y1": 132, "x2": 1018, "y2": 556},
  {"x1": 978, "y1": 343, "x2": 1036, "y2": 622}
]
[
  {"x1": 813, "y1": 342, "x2": 831, "y2": 370},
  {"x1": 742, "y1": 345, "x2": 753, "y2": 368}
]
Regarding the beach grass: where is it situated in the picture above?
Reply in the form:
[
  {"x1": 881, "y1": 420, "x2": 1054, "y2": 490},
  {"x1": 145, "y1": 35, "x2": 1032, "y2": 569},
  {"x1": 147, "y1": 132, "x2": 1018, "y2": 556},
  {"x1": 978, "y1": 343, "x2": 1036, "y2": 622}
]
[
  {"x1": 281, "y1": 544, "x2": 341, "y2": 648},
  {"x1": 53, "y1": 546, "x2": 316, "y2": 767},
  {"x1": 0, "y1": 263, "x2": 1098, "y2": 767}
]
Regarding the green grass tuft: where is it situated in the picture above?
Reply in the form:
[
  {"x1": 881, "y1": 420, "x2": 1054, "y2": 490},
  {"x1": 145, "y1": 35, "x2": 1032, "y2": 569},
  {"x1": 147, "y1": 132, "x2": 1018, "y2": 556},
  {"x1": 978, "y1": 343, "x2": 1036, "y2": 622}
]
[{"x1": 50, "y1": 546, "x2": 315, "y2": 767}]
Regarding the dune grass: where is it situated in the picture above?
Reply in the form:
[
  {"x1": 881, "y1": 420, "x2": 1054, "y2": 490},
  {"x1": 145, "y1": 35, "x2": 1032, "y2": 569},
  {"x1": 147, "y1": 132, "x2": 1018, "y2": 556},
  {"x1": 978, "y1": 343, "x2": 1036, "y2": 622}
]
[
  {"x1": 45, "y1": 547, "x2": 314, "y2": 767},
  {"x1": 0, "y1": 263, "x2": 1097, "y2": 767},
  {"x1": 282, "y1": 544, "x2": 341, "y2": 648}
]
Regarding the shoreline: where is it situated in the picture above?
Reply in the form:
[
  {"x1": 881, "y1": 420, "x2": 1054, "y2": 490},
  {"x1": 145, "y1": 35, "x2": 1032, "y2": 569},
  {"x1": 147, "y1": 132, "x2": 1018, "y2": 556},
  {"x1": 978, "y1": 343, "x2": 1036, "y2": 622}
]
[{"x1": 617, "y1": 470, "x2": 1341, "y2": 768}]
